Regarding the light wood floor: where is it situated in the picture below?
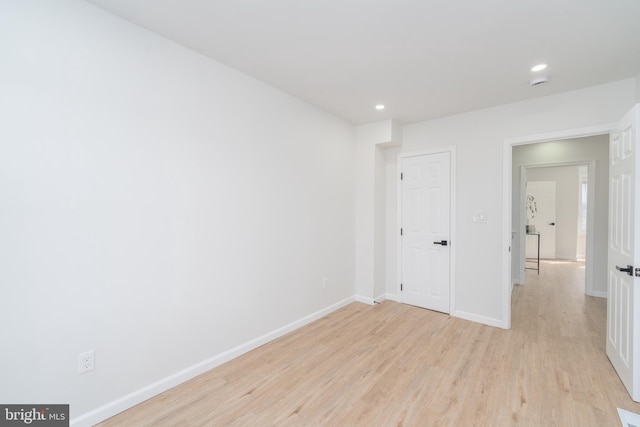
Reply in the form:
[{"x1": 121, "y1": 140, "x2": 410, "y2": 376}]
[{"x1": 99, "y1": 261, "x2": 640, "y2": 426}]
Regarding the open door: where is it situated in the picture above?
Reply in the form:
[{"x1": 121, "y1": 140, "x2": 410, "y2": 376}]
[{"x1": 607, "y1": 104, "x2": 640, "y2": 401}]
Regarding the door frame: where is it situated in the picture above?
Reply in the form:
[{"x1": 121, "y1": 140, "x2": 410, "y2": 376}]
[
  {"x1": 397, "y1": 146, "x2": 456, "y2": 312},
  {"x1": 517, "y1": 161, "x2": 597, "y2": 296},
  {"x1": 502, "y1": 124, "x2": 613, "y2": 329}
]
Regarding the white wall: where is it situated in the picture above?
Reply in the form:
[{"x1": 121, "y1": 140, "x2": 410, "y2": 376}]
[
  {"x1": 577, "y1": 165, "x2": 589, "y2": 259},
  {"x1": 0, "y1": 0, "x2": 356, "y2": 424},
  {"x1": 374, "y1": 145, "x2": 387, "y2": 300},
  {"x1": 401, "y1": 80, "x2": 636, "y2": 326},
  {"x1": 512, "y1": 136, "x2": 609, "y2": 295},
  {"x1": 526, "y1": 166, "x2": 580, "y2": 260},
  {"x1": 355, "y1": 122, "x2": 387, "y2": 302},
  {"x1": 385, "y1": 147, "x2": 401, "y2": 299},
  {"x1": 355, "y1": 120, "x2": 400, "y2": 303}
]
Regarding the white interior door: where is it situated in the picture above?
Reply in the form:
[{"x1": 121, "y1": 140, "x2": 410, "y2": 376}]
[
  {"x1": 526, "y1": 181, "x2": 556, "y2": 259},
  {"x1": 401, "y1": 151, "x2": 451, "y2": 313},
  {"x1": 607, "y1": 104, "x2": 640, "y2": 401}
]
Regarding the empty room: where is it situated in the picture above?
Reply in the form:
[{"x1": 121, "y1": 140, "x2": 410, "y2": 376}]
[{"x1": 2, "y1": 0, "x2": 640, "y2": 426}]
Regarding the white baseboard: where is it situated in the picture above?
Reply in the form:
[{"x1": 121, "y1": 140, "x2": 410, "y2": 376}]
[
  {"x1": 373, "y1": 293, "x2": 386, "y2": 303},
  {"x1": 356, "y1": 293, "x2": 399, "y2": 305},
  {"x1": 383, "y1": 293, "x2": 399, "y2": 302},
  {"x1": 511, "y1": 276, "x2": 524, "y2": 285},
  {"x1": 451, "y1": 309, "x2": 505, "y2": 329},
  {"x1": 355, "y1": 295, "x2": 375, "y2": 305},
  {"x1": 588, "y1": 290, "x2": 607, "y2": 299},
  {"x1": 70, "y1": 296, "x2": 355, "y2": 427}
]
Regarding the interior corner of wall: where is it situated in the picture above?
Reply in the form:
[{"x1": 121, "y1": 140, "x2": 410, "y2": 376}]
[
  {"x1": 358, "y1": 120, "x2": 404, "y2": 147},
  {"x1": 390, "y1": 120, "x2": 403, "y2": 147}
]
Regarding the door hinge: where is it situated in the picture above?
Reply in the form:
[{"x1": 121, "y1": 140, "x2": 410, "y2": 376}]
[
  {"x1": 400, "y1": 228, "x2": 403, "y2": 236},
  {"x1": 636, "y1": 268, "x2": 640, "y2": 277},
  {"x1": 400, "y1": 283, "x2": 403, "y2": 291},
  {"x1": 400, "y1": 172, "x2": 403, "y2": 180}
]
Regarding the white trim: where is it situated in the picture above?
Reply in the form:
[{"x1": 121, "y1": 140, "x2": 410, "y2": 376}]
[
  {"x1": 373, "y1": 293, "x2": 388, "y2": 304},
  {"x1": 506, "y1": 124, "x2": 614, "y2": 146},
  {"x1": 373, "y1": 293, "x2": 386, "y2": 303},
  {"x1": 383, "y1": 293, "x2": 400, "y2": 302},
  {"x1": 397, "y1": 146, "x2": 456, "y2": 314},
  {"x1": 585, "y1": 161, "x2": 597, "y2": 297},
  {"x1": 355, "y1": 295, "x2": 376, "y2": 305},
  {"x1": 517, "y1": 166, "x2": 527, "y2": 285},
  {"x1": 502, "y1": 138, "x2": 513, "y2": 329},
  {"x1": 590, "y1": 290, "x2": 607, "y2": 299},
  {"x1": 451, "y1": 309, "x2": 504, "y2": 329},
  {"x1": 396, "y1": 153, "x2": 403, "y2": 299},
  {"x1": 70, "y1": 296, "x2": 355, "y2": 427},
  {"x1": 450, "y1": 147, "x2": 457, "y2": 314},
  {"x1": 503, "y1": 124, "x2": 614, "y2": 330}
]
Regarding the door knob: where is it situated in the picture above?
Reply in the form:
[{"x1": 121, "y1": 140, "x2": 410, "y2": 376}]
[
  {"x1": 616, "y1": 265, "x2": 633, "y2": 276},
  {"x1": 549, "y1": 222, "x2": 556, "y2": 226},
  {"x1": 433, "y1": 240, "x2": 448, "y2": 246}
]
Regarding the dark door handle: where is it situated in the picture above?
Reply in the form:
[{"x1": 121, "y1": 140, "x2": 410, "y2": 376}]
[
  {"x1": 616, "y1": 265, "x2": 633, "y2": 276},
  {"x1": 549, "y1": 222, "x2": 555, "y2": 226},
  {"x1": 433, "y1": 240, "x2": 448, "y2": 246}
]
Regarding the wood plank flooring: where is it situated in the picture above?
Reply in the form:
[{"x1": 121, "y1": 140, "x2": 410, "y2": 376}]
[{"x1": 99, "y1": 261, "x2": 640, "y2": 426}]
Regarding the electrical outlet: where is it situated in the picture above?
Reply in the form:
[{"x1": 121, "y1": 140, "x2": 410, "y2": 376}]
[
  {"x1": 322, "y1": 277, "x2": 328, "y2": 288},
  {"x1": 78, "y1": 350, "x2": 95, "y2": 374}
]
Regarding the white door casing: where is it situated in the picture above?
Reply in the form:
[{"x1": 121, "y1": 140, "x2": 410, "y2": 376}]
[
  {"x1": 505, "y1": 125, "x2": 615, "y2": 331},
  {"x1": 607, "y1": 104, "x2": 640, "y2": 401},
  {"x1": 526, "y1": 181, "x2": 557, "y2": 259},
  {"x1": 400, "y1": 151, "x2": 451, "y2": 313}
]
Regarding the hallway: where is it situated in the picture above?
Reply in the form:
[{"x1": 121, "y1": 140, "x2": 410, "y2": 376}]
[{"x1": 511, "y1": 259, "x2": 640, "y2": 424}]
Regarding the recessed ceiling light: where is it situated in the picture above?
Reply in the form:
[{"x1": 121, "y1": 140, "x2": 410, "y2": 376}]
[
  {"x1": 531, "y1": 64, "x2": 547, "y2": 72},
  {"x1": 375, "y1": 104, "x2": 385, "y2": 110}
]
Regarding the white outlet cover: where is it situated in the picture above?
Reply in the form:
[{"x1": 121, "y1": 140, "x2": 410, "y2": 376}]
[{"x1": 78, "y1": 350, "x2": 95, "y2": 374}]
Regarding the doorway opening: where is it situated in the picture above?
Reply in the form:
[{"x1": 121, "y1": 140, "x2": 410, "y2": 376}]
[
  {"x1": 501, "y1": 126, "x2": 612, "y2": 330},
  {"x1": 511, "y1": 136, "x2": 608, "y2": 298},
  {"x1": 517, "y1": 162, "x2": 595, "y2": 296}
]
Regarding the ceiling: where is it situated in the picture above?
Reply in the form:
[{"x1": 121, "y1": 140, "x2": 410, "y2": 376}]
[{"x1": 86, "y1": 0, "x2": 640, "y2": 125}]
